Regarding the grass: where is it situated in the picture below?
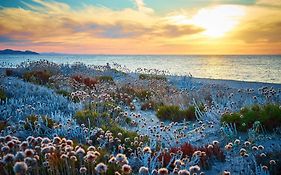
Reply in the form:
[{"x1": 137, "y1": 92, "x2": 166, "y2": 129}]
[
  {"x1": 256, "y1": 151, "x2": 281, "y2": 175},
  {"x1": 221, "y1": 104, "x2": 281, "y2": 132},
  {"x1": 24, "y1": 115, "x2": 56, "y2": 130},
  {"x1": 0, "y1": 88, "x2": 7, "y2": 101},
  {"x1": 156, "y1": 105, "x2": 196, "y2": 122},
  {"x1": 0, "y1": 121, "x2": 8, "y2": 131},
  {"x1": 139, "y1": 73, "x2": 166, "y2": 81},
  {"x1": 74, "y1": 110, "x2": 99, "y2": 125},
  {"x1": 141, "y1": 100, "x2": 158, "y2": 110},
  {"x1": 119, "y1": 86, "x2": 152, "y2": 101}
]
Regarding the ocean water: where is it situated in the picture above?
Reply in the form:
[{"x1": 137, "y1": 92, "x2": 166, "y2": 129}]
[{"x1": 0, "y1": 54, "x2": 281, "y2": 84}]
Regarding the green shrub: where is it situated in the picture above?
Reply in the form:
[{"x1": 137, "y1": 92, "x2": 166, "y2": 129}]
[
  {"x1": 135, "y1": 90, "x2": 152, "y2": 101},
  {"x1": 139, "y1": 74, "x2": 166, "y2": 81},
  {"x1": 119, "y1": 86, "x2": 152, "y2": 101},
  {"x1": 156, "y1": 105, "x2": 196, "y2": 122},
  {"x1": 221, "y1": 104, "x2": 281, "y2": 132},
  {"x1": 0, "y1": 88, "x2": 7, "y2": 101},
  {"x1": 102, "y1": 123, "x2": 138, "y2": 141},
  {"x1": 56, "y1": 89, "x2": 70, "y2": 97},
  {"x1": 141, "y1": 100, "x2": 159, "y2": 110},
  {"x1": 0, "y1": 121, "x2": 8, "y2": 131},
  {"x1": 97, "y1": 75, "x2": 114, "y2": 82},
  {"x1": 74, "y1": 110, "x2": 99, "y2": 125}
]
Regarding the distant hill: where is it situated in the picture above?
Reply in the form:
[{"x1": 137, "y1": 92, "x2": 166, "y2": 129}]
[{"x1": 0, "y1": 49, "x2": 39, "y2": 55}]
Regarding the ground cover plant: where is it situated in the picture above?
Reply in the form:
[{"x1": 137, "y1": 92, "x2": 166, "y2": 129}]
[
  {"x1": 156, "y1": 105, "x2": 197, "y2": 122},
  {"x1": 0, "y1": 60, "x2": 280, "y2": 175},
  {"x1": 221, "y1": 104, "x2": 281, "y2": 132}
]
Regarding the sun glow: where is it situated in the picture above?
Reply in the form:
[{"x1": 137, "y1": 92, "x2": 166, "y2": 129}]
[
  {"x1": 169, "y1": 5, "x2": 245, "y2": 38},
  {"x1": 192, "y1": 5, "x2": 245, "y2": 37}
]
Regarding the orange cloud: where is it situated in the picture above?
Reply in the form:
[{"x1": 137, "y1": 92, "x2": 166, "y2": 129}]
[{"x1": 0, "y1": 0, "x2": 281, "y2": 54}]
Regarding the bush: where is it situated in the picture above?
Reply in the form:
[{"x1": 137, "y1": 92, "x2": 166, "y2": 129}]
[
  {"x1": 160, "y1": 142, "x2": 225, "y2": 170},
  {"x1": 0, "y1": 88, "x2": 7, "y2": 101},
  {"x1": 5, "y1": 69, "x2": 14, "y2": 76},
  {"x1": 221, "y1": 104, "x2": 281, "y2": 132},
  {"x1": 74, "y1": 110, "x2": 99, "y2": 125},
  {"x1": 97, "y1": 76, "x2": 114, "y2": 82},
  {"x1": 156, "y1": 105, "x2": 196, "y2": 122},
  {"x1": 0, "y1": 121, "x2": 8, "y2": 131},
  {"x1": 23, "y1": 70, "x2": 52, "y2": 85},
  {"x1": 71, "y1": 75, "x2": 98, "y2": 87},
  {"x1": 139, "y1": 74, "x2": 166, "y2": 81},
  {"x1": 141, "y1": 101, "x2": 158, "y2": 110}
]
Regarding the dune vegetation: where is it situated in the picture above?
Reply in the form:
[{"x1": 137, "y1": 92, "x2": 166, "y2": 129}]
[{"x1": 0, "y1": 60, "x2": 280, "y2": 175}]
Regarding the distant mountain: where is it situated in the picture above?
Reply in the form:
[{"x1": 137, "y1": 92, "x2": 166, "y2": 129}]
[{"x1": 0, "y1": 49, "x2": 39, "y2": 55}]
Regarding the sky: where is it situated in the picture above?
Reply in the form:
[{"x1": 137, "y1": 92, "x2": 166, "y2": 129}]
[{"x1": 0, "y1": 0, "x2": 281, "y2": 54}]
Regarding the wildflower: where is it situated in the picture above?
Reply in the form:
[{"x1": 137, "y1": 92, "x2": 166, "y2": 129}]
[
  {"x1": 260, "y1": 153, "x2": 266, "y2": 158},
  {"x1": 178, "y1": 170, "x2": 190, "y2": 175},
  {"x1": 258, "y1": 145, "x2": 264, "y2": 150},
  {"x1": 270, "y1": 160, "x2": 276, "y2": 165},
  {"x1": 262, "y1": 165, "x2": 268, "y2": 171},
  {"x1": 95, "y1": 163, "x2": 108, "y2": 174},
  {"x1": 193, "y1": 151, "x2": 202, "y2": 157},
  {"x1": 66, "y1": 139, "x2": 73, "y2": 146},
  {"x1": 223, "y1": 170, "x2": 231, "y2": 175},
  {"x1": 60, "y1": 154, "x2": 68, "y2": 160},
  {"x1": 173, "y1": 167, "x2": 179, "y2": 174},
  {"x1": 84, "y1": 153, "x2": 96, "y2": 162},
  {"x1": 7, "y1": 140, "x2": 15, "y2": 148},
  {"x1": 143, "y1": 146, "x2": 152, "y2": 154},
  {"x1": 24, "y1": 149, "x2": 34, "y2": 157},
  {"x1": 87, "y1": 146, "x2": 96, "y2": 151},
  {"x1": 139, "y1": 166, "x2": 149, "y2": 175},
  {"x1": 122, "y1": 164, "x2": 132, "y2": 174},
  {"x1": 15, "y1": 151, "x2": 26, "y2": 161},
  {"x1": 75, "y1": 147, "x2": 85, "y2": 157},
  {"x1": 3, "y1": 153, "x2": 14, "y2": 164},
  {"x1": 1, "y1": 146, "x2": 10, "y2": 154},
  {"x1": 53, "y1": 137, "x2": 62, "y2": 144},
  {"x1": 108, "y1": 157, "x2": 116, "y2": 163},
  {"x1": 212, "y1": 140, "x2": 219, "y2": 146},
  {"x1": 244, "y1": 141, "x2": 251, "y2": 147},
  {"x1": 79, "y1": 166, "x2": 87, "y2": 174},
  {"x1": 252, "y1": 146, "x2": 258, "y2": 151},
  {"x1": 158, "y1": 168, "x2": 169, "y2": 175},
  {"x1": 24, "y1": 157, "x2": 37, "y2": 166},
  {"x1": 41, "y1": 137, "x2": 51, "y2": 144},
  {"x1": 13, "y1": 161, "x2": 28, "y2": 175},
  {"x1": 189, "y1": 165, "x2": 200, "y2": 173},
  {"x1": 116, "y1": 153, "x2": 128, "y2": 164},
  {"x1": 19, "y1": 141, "x2": 28, "y2": 150},
  {"x1": 225, "y1": 144, "x2": 232, "y2": 151},
  {"x1": 207, "y1": 144, "x2": 213, "y2": 149},
  {"x1": 174, "y1": 159, "x2": 184, "y2": 167},
  {"x1": 70, "y1": 155, "x2": 77, "y2": 162},
  {"x1": 43, "y1": 161, "x2": 49, "y2": 167},
  {"x1": 5, "y1": 135, "x2": 13, "y2": 142},
  {"x1": 41, "y1": 147, "x2": 50, "y2": 154}
]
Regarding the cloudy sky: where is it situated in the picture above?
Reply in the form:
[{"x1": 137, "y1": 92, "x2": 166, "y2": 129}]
[{"x1": 0, "y1": 0, "x2": 281, "y2": 54}]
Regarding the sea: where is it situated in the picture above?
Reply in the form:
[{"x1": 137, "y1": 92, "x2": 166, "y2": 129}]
[{"x1": 0, "y1": 54, "x2": 281, "y2": 84}]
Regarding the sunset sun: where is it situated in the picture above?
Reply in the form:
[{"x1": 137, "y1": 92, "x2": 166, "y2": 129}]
[{"x1": 192, "y1": 5, "x2": 245, "y2": 37}]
